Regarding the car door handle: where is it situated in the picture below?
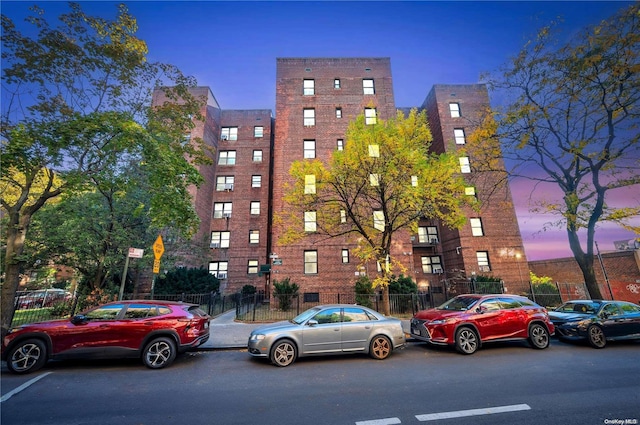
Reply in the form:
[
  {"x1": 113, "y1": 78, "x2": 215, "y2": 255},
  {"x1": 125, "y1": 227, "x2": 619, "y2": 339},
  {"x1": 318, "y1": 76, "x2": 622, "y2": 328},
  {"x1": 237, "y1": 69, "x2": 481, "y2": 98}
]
[{"x1": 99, "y1": 324, "x2": 110, "y2": 328}]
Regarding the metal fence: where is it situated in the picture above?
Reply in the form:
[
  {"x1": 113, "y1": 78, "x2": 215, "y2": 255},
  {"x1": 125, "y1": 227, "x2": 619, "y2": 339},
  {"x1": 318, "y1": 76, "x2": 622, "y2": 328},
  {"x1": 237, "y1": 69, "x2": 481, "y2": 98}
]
[{"x1": 11, "y1": 281, "x2": 602, "y2": 327}]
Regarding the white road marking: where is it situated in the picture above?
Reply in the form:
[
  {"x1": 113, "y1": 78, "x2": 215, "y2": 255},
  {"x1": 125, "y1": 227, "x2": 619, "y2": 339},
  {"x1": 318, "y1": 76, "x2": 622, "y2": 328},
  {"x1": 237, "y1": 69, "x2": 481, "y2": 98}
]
[
  {"x1": 356, "y1": 418, "x2": 401, "y2": 425},
  {"x1": 1, "y1": 372, "x2": 53, "y2": 403},
  {"x1": 415, "y1": 403, "x2": 531, "y2": 421}
]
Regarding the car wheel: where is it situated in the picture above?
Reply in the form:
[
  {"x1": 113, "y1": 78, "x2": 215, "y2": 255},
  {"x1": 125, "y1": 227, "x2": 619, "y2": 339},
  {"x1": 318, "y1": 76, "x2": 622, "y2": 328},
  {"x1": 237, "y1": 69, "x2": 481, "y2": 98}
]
[
  {"x1": 528, "y1": 323, "x2": 550, "y2": 349},
  {"x1": 455, "y1": 327, "x2": 478, "y2": 354},
  {"x1": 142, "y1": 337, "x2": 177, "y2": 369},
  {"x1": 370, "y1": 335, "x2": 392, "y2": 360},
  {"x1": 7, "y1": 339, "x2": 48, "y2": 374},
  {"x1": 270, "y1": 339, "x2": 297, "y2": 367},
  {"x1": 587, "y1": 325, "x2": 606, "y2": 349}
]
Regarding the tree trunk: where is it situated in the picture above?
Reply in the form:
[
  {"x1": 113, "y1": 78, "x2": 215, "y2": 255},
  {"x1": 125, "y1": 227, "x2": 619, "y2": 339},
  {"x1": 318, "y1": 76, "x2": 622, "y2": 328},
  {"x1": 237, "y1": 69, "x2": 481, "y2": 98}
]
[
  {"x1": 1, "y1": 211, "x2": 30, "y2": 339},
  {"x1": 567, "y1": 229, "x2": 603, "y2": 299},
  {"x1": 380, "y1": 284, "x2": 391, "y2": 316}
]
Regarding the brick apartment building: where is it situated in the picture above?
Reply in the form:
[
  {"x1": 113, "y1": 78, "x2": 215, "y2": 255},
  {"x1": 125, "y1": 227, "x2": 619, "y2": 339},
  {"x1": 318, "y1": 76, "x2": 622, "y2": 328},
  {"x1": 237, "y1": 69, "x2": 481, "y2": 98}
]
[{"x1": 153, "y1": 57, "x2": 528, "y2": 297}]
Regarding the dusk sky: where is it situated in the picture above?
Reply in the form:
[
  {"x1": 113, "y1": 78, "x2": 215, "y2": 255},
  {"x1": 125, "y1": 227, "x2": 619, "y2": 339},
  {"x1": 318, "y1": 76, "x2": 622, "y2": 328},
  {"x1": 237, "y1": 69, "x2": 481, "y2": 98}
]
[{"x1": 3, "y1": 1, "x2": 638, "y2": 261}]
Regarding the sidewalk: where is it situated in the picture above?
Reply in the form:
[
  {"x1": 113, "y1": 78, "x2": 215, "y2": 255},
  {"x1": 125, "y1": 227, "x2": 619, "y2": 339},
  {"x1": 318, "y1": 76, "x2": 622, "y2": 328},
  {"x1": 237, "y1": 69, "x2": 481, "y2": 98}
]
[
  {"x1": 200, "y1": 310, "x2": 266, "y2": 349},
  {"x1": 200, "y1": 310, "x2": 413, "y2": 350}
]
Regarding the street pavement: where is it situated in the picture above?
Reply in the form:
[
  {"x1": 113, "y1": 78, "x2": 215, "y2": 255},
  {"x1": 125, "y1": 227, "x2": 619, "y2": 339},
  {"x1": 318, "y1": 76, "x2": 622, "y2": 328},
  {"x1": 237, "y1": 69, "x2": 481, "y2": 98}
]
[{"x1": 202, "y1": 309, "x2": 413, "y2": 350}]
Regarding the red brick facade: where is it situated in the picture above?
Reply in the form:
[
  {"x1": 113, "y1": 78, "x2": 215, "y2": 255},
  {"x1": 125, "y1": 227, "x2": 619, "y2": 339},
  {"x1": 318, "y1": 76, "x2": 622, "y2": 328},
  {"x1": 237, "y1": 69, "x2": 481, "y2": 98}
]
[{"x1": 529, "y1": 250, "x2": 640, "y2": 303}]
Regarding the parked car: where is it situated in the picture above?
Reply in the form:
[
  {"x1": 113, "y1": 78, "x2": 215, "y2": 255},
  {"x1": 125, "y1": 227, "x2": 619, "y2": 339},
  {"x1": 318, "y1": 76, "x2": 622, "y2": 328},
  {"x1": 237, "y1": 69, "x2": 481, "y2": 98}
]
[
  {"x1": 248, "y1": 304, "x2": 406, "y2": 367},
  {"x1": 410, "y1": 294, "x2": 554, "y2": 354},
  {"x1": 549, "y1": 300, "x2": 640, "y2": 348},
  {"x1": 16, "y1": 289, "x2": 71, "y2": 309},
  {"x1": 2, "y1": 300, "x2": 210, "y2": 374}
]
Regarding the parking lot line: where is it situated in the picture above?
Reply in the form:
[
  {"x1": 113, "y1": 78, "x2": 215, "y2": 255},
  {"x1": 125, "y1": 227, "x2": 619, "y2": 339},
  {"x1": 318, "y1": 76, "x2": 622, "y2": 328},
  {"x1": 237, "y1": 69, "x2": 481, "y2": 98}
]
[
  {"x1": 1, "y1": 372, "x2": 53, "y2": 403},
  {"x1": 415, "y1": 403, "x2": 531, "y2": 421},
  {"x1": 356, "y1": 418, "x2": 402, "y2": 425}
]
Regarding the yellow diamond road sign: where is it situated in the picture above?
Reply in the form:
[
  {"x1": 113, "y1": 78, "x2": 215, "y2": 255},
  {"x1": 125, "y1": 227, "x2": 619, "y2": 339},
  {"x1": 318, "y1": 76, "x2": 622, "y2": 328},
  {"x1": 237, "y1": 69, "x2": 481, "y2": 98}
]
[
  {"x1": 153, "y1": 258, "x2": 161, "y2": 274},
  {"x1": 153, "y1": 235, "x2": 164, "y2": 259}
]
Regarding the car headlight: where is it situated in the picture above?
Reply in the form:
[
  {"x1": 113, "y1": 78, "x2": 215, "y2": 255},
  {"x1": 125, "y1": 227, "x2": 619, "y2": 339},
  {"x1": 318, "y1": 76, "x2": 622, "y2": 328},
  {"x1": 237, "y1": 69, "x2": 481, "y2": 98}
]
[
  {"x1": 250, "y1": 334, "x2": 265, "y2": 341},
  {"x1": 429, "y1": 318, "x2": 453, "y2": 325}
]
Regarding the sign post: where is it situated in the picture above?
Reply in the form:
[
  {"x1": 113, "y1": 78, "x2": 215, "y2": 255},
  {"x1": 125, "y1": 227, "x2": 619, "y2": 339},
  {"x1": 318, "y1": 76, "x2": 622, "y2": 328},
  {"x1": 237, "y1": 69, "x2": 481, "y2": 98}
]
[
  {"x1": 119, "y1": 248, "x2": 144, "y2": 301},
  {"x1": 151, "y1": 235, "x2": 164, "y2": 299}
]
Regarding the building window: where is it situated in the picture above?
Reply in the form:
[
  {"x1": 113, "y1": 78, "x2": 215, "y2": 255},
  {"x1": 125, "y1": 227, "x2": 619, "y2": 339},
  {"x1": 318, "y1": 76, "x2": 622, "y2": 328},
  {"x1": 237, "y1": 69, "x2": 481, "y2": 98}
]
[
  {"x1": 216, "y1": 176, "x2": 234, "y2": 191},
  {"x1": 421, "y1": 256, "x2": 442, "y2": 274},
  {"x1": 252, "y1": 150, "x2": 263, "y2": 162},
  {"x1": 465, "y1": 186, "x2": 476, "y2": 196},
  {"x1": 218, "y1": 151, "x2": 236, "y2": 165},
  {"x1": 221, "y1": 127, "x2": 238, "y2": 141},
  {"x1": 418, "y1": 226, "x2": 439, "y2": 244},
  {"x1": 411, "y1": 175, "x2": 419, "y2": 187},
  {"x1": 303, "y1": 140, "x2": 316, "y2": 159},
  {"x1": 254, "y1": 126, "x2": 264, "y2": 138},
  {"x1": 365, "y1": 107, "x2": 377, "y2": 125},
  {"x1": 182, "y1": 133, "x2": 191, "y2": 146},
  {"x1": 249, "y1": 230, "x2": 259, "y2": 244},
  {"x1": 373, "y1": 210, "x2": 385, "y2": 231},
  {"x1": 342, "y1": 249, "x2": 349, "y2": 263},
  {"x1": 335, "y1": 108, "x2": 342, "y2": 119},
  {"x1": 363, "y1": 79, "x2": 375, "y2": 95},
  {"x1": 340, "y1": 209, "x2": 347, "y2": 223},
  {"x1": 210, "y1": 231, "x2": 230, "y2": 249},
  {"x1": 304, "y1": 250, "x2": 318, "y2": 274},
  {"x1": 334, "y1": 79, "x2": 341, "y2": 89},
  {"x1": 449, "y1": 103, "x2": 461, "y2": 118},
  {"x1": 369, "y1": 173, "x2": 380, "y2": 187},
  {"x1": 477, "y1": 251, "x2": 491, "y2": 272},
  {"x1": 250, "y1": 201, "x2": 260, "y2": 215},
  {"x1": 459, "y1": 157, "x2": 471, "y2": 173},
  {"x1": 209, "y1": 261, "x2": 228, "y2": 279},
  {"x1": 303, "y1": 79, "x2": 315, "y2": 95},
  {"x1": 304, "y1": 174, "x2": 316, "y2": 194},
  {"x1": 337, "y1": 139, "x2": 344, "y2": 151},
  {"x1": 368, "y1": 144, "x2": 380, "y2": 157},
  {"x1": 303, "y1": 108, "x2": 315, "y2": 126},
  {"x1": 247, "y1": 260, "x2": 259, "y2": 274},
  {"x1": 304, "y1": 211, "x2": 317, "y2": 232},
  {"x1": 304, "y1": 292, "x2": 320, "y2": 303},
  {"x1": 251, "y1": 175, "x2": 262, "y2": 188},
  {"x1": 213, "y1": 202, "x2": 232, "y2": 219},
  {"x1": 470, "y1": 218, "x2": 484, "y2": 236},
  {"x1": 454, "y1": 128, "x2": 466, "y2": 144}
]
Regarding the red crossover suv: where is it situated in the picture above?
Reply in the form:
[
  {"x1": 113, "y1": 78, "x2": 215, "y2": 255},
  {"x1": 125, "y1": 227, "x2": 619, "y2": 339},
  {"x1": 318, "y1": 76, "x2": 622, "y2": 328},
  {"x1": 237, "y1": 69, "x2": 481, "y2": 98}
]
[
  {"x1": 410, "y1": 294, "x2": 555, "y2": 354},
  {"x1": 2, "y1": 300, "x2": 210, "y2": 374}
]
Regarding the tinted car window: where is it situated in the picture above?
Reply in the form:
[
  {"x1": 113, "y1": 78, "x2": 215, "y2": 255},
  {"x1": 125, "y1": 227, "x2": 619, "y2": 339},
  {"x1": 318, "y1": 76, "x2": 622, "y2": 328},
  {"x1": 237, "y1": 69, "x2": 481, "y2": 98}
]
[
  {"x1": 478, "y1": 299, "x2": 501, "y2": 312},
  {"x1": 124, "y1": 304, "x2": 155, "y2": 319},
  {"x1": 85, "y1": 304, "x2": 124, "y2": 320},
  {"x1": 498, "y1": 297, "x2": 522, "y2": 309},
  {"x1": 343, "y1": 308, "x2": 372, "y2": 322},
  {"x1": 158, "y1": 306, "x2": 172, "y2": 315},
  {"x1": 601, "y1": 303, "x2": 622, "y2": 317},
  {"x1": 313, "y1": 308, "x2": 342, "y2": 324},
  {"x1": 620, "y1": 302, "x2": 640, "y2": 314},
  {"x1": 439, "y1": 296, "x2": 479, "y2": 311}
]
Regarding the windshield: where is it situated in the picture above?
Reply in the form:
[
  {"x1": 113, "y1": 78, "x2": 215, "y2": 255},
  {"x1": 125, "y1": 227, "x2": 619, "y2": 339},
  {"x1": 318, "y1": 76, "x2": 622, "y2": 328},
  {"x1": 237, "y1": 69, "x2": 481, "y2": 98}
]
[
  {"x1": 554, "y1": 302, "x2": 599, "y2": 314},
  {"x1": 437, "y1": 296, "x2": 479, "y2": 311},
  {"x1": 291, "y1": 307, "x2": 322, "y2": 324}
]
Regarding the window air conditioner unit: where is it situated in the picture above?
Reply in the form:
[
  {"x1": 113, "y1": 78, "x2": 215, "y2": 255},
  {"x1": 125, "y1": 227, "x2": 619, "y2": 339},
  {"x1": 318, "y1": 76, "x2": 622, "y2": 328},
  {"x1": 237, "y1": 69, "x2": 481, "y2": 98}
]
[
  {"x1": 210, "y1": 242, "x2": 220, "y2": 249},
  {"x1": 433, "y1": 266, "x2": 443, "y2": 274},
  {"x1": 223, "y1": 212, "x2": 232, "y2": 219},
  {"x1": 479, "y1": 266, "x2": 491, "y2": 272},
  {"x1": 221, "y1": 135, "x2": 228, "y2": 141},
  {"x1": 224, "y1": 184, "x2": 233, "y2": 191},
  {"x1": 429, "y1": 237, "x2": 439, "y2": 244},
  {"x1": 217, "y1": 273, "x2": 227, "y2": 279}
]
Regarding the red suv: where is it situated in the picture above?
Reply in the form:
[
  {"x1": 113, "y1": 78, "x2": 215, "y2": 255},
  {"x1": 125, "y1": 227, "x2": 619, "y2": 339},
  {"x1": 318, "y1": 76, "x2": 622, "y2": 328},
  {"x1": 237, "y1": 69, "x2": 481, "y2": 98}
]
[
  {"x1": 2, "y1": 300, "x2": 210, "y2": 374},
  {"x1": 410, "y1": 294, "x2": 554, "y2": 354}
]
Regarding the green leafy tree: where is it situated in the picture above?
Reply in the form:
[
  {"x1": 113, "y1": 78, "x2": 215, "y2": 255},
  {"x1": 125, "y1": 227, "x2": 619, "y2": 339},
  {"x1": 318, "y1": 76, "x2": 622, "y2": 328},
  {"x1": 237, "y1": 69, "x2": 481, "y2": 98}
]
[
  {"x1": 355, "y1": 275, "x2": 375, "y2": 308},
  {"x1": 472, "y1": 4, "x2": 640, "y2": 299},
  {"x1": 1, "y1": 3, "x2": 210, "y2": 337},
  {"x1": 278, "y1": 109, "x2": 473, "y2": 315},
  {"x1": 154, "y1": 267, "x2": 220, "y2": 295}
]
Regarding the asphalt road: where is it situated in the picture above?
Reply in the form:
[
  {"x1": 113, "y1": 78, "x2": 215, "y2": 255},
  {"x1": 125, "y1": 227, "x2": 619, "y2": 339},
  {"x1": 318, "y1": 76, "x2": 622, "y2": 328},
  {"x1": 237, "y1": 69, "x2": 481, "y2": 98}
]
[{"x1": 2, "y1": 339, "x2": 639, "y2": 425}]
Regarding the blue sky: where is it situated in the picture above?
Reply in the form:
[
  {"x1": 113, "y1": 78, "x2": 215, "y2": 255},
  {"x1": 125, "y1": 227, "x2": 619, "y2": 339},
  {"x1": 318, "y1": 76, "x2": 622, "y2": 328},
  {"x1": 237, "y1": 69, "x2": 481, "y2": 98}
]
[{"x1": 3, "y1": 1, "x2": 638, "y2": 260}]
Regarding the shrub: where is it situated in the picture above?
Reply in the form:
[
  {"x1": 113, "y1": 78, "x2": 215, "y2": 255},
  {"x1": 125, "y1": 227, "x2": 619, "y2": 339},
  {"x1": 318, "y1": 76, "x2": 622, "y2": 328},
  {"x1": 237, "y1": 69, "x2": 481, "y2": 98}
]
[
  {"x1": 241, "y1": 285, "x2": 257, "y2": 295},
  {"x1": 272, "y1": 278, "x2": 299, "y2": 311},
  {"x1": 154, "y1": 267, "x2": 220, "y2": 295},
  {"x1": 355, "y1": 276, "x2": 374, "y2": 307}
]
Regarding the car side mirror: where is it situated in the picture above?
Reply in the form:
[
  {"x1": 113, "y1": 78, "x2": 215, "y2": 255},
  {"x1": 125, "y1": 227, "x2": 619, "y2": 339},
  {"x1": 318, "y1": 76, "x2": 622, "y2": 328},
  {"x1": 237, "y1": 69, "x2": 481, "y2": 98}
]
[
  {"x1": 71, "y1": 315, "x2": 88, "y2": 325},
  {"x1": 307, "y1": 319, "x2": 319, "y2": 327},
  {"x1": 476, "y1": 306, "x2": 486, "y2": 314},
  {"x1": 600, "y1": 312, "x2": 610, "y2": 319}
]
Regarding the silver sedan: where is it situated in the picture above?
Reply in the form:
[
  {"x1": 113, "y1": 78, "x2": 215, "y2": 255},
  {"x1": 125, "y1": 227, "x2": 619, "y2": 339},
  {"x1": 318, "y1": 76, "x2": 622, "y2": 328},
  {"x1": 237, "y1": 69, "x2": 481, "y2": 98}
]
[{"x1": 248, "y1": 304, "x2": 406, "y2": 367}]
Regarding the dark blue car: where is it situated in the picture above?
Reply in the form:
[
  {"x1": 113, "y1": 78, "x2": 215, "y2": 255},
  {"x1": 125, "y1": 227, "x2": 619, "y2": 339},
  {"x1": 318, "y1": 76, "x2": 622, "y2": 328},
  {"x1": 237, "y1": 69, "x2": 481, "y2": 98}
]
[{"x1": 549, "y1": 300, "x2": 640, "y2": 348}]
